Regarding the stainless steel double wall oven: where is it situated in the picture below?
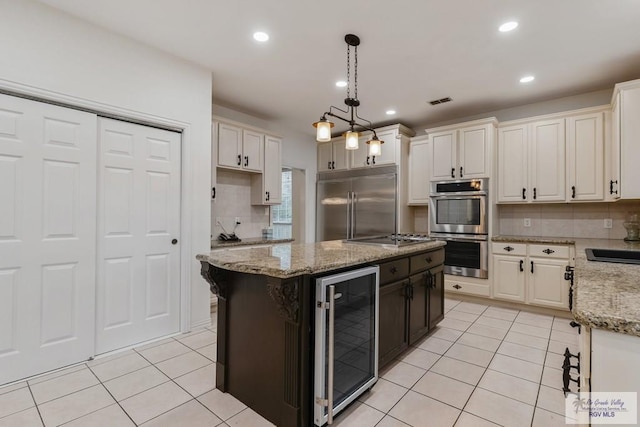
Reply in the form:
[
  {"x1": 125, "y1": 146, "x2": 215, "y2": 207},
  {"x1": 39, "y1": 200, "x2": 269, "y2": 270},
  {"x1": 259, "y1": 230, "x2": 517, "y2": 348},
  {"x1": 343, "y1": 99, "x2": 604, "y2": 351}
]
[{"x1": 429, "y1": 179, "x2": 488, "y2": 279}]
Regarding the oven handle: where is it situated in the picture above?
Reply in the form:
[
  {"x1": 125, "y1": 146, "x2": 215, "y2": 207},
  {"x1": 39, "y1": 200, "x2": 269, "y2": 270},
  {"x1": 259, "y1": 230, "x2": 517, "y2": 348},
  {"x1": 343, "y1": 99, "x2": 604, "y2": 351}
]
[
  {"x1": 431, "y1": 234, "x2": 488, "y2": 242},
  {"x1": 327, "y1": 285, "x2": 335, "y2": 424},
  {"x1": 429, "y1": 194, "x2": 487, "y2": 199}
]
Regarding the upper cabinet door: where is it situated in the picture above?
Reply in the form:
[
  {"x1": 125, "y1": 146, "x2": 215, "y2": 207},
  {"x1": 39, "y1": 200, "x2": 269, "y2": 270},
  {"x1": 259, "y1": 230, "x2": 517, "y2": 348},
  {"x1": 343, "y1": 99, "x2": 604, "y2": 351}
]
[
  {"x1": 458, "y1": 125, "x2": 489, "y2": 179},
  {"x1": 408, "y1": 140, "x2": 430, "y2": 205},
  {"x1": 263, "y1": 136, "x2": 282, "y2": 204},
  {"x1": 332, "y1": 139, "x2": 349, "y2": 171},
  {"x1": 530, "y1": 119, "x2": 566, "y2": 202},
  {"x1": 430, "y1": 130, "x2": 457, "y2": 180},
  {"x1": 318, "y1": 141, "x2": 333, "y2": 172},
  {"x1": 567, "y1": 112, "x2": 604, "y2": 201},
  {"x1": 498, "y1": 125, "x2": 529, "y2": 202},
  {"x1": 218, "y1": 123, "x2": 242, "y2": 169},
  {"x1": 242, "y1": 129, "x2": 263, "y2": 172},
  {"x1": 350, "y1": 135, "x2": 370, "y2": 169},
  {"x1": 372, "y1": 129, "x2": 397, "y2": 166}
]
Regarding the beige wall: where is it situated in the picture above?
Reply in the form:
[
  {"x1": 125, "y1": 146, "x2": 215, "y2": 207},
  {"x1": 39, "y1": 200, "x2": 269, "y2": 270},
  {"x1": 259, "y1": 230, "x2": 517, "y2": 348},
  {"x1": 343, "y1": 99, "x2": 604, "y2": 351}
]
[{"x1": 498, "y1": 201, "x2": 640, "y2": 239}]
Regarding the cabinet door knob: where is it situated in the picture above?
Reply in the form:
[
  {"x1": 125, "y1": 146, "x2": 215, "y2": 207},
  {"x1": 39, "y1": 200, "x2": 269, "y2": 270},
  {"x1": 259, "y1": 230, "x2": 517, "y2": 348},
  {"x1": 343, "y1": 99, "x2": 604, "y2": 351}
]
[
  {"x1": 390, "y1": 266, "x2": 398, "y2": 274},
  {"x1": 171, "y1": 239, "x2": 178, "y2": 245},
  {"x1": 425, "y1": 257, "x2": 432, "y2": 264},
  {"x1": 451, "y1": 168, "x2": 455, "y2": 178}
]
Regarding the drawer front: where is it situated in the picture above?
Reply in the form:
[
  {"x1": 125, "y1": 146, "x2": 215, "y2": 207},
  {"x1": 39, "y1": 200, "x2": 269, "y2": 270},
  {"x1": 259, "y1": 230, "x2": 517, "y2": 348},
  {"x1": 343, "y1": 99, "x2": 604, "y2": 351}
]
[
  {"x1": 529, "y1": 244, "x2": 569, "y2": 259},
  {"x1": 491, "y1": 242, "x2": 527, "y2": 256},
  {"x1": 410, "y1": 249, "x2": 445, "y2": 274},
  {"x1": 445, "y1": 280, "x2": 490, "y2": 297},
  {"x1": 379, "y1": 258, "x2": 410, "y2": 285}
]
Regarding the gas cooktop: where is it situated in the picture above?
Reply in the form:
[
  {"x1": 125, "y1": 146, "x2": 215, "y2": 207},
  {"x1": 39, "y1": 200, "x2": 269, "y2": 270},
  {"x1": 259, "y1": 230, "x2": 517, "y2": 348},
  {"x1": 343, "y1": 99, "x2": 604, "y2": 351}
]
[{"x1": 345, "y1": 233, "x2": 431, "y2": 247}]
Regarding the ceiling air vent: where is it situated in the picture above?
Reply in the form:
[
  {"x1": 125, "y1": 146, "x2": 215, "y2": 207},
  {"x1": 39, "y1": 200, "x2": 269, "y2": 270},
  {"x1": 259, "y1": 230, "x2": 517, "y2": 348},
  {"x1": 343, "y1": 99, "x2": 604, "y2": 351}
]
[{"x1": 429, "y1": 97, "x2": 452, "y2": 105}]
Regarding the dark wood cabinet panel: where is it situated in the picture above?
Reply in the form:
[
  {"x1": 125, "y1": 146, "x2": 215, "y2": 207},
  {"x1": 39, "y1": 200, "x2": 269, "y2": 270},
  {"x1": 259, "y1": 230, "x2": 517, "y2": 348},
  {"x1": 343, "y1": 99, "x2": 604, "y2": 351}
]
[
  {"x1": 408, "y1": 273, "x2": 429, "y2": 345},
  {"x1": 379, "y1": 258, "x2": 410, "y2": 285},
  {"x1": 428, "y1": 265, "x2": 445, "y2": 329},
  {"x1": 410, "y1": 250, "x2": 445, "y2": 274},
  {"x1": 378, "y1": 279, "x2": 409, "y2": 367}
]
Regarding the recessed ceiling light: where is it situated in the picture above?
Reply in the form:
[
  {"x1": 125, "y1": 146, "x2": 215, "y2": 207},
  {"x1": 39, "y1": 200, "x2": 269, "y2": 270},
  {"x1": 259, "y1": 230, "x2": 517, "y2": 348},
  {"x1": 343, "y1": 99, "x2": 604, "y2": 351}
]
[
  {"x1": 253, "y1": 32, "x2": 269, "y2": 42},
  {"x1": 335, "y1": 81, "x2": 347, "y2": 88},
  {"x1": 499, "y1": 21, "x2": 519, "y2": 32},
  {"x1": 520, "y1": 75, "x2": 535, "y2": 83},
  {"x1": 386, "y1": 110, "x2": 396, "y2": 115}
]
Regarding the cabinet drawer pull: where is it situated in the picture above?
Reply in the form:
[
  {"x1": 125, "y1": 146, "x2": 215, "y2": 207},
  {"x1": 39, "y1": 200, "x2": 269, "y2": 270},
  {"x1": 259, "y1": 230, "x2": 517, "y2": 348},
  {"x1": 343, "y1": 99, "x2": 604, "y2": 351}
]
[
  {"x1": 504, "y1": 246, "x2": 514, "y2": 252},
  {"x1": 372, "y1": 156, "x2": 376, "y2": 165},
  {"x1": 328, "y1": 161, "x2": 331, "y2": 170},
  {"x1": 452, "y1": 284, "x2": 461, "y2": 289},
  {"x1": 366, "y1": 156, "x2": 370, "y2": 165},
  {"x1": 531, "y1": 261, "x2": 534, "y2": 274},
  {"x1": 266, "y1": 191, "x2": 270, "y2": 201},
  {"x1": 610, "y1": 179, "x2": 618, "y2": 195},
  {"x1": 390, "y1": 266, "x2": 398, "y2": 274},
  {"x1": 425, "y1": 256, "x2": 432, "y2": 264},
  {"x1": 569, "y1": 321, "x2": 581, "y2": 334},
  {"x1": 542, "y1": 248, "x2": 555, "y2": 255}
]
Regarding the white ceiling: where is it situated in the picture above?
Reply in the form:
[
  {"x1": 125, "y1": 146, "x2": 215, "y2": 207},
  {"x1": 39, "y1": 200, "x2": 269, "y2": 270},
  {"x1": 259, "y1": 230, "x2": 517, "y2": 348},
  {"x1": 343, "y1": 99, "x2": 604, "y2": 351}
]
[{"x1": 38, "y1": 0, "x2": 640, "y2": 136}]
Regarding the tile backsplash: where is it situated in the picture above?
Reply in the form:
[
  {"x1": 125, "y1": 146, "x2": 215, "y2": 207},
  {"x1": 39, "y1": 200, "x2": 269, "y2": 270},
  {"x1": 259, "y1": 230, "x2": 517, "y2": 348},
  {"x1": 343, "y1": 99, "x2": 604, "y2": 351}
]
[
  {"x1": 212, "y1": 169, "x2": 270, "y2": 240},
  {"x1": 498, "y1": 201, "x2": 640, "y2": 239}
]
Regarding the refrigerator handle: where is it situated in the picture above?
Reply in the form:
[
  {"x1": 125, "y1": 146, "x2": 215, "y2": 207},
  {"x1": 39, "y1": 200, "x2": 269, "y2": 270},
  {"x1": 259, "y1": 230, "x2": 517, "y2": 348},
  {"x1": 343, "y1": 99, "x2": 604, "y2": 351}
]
[
  {"x1": 346, "y1": 192, "x2": 351, "y2": 239},
  {"x1": 351, "y1": 192, "x2": 357, "y2": 238}
]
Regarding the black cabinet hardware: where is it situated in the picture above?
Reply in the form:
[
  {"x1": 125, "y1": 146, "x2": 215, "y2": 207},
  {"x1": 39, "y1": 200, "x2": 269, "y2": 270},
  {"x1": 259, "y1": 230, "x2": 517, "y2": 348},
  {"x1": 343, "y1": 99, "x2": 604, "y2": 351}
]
[
  {"x1": 211, "y1": 187, "x2": 216, "y2": 200},
  {"x1": 327, "y1": 161, "x2": 331, "y2": 169},
  {"x1": 533, "y1": 188, "x2": 537, "y2": 200},
  {"x1": 237, "y1": 154, "x2": 241, "y2": 166},
  {"x1": 366, "y1": 156, "x2": 370, "y2": 165},
  {"x1": 570, "y1": 321, "x2": 581, "y2": 334},
  {"x1": 425, "y1": 256, "x2": 432, "y2": 263},
  {"x1": 504, "y1": 246, "x2": 514, "y2": 252},
  {"x1": 565, "y1": 266, "x2": 575, "y2": 310},
  {"x1": 542, "y1": 248, "x2": 555, "y2": 254},
  {"x1": 452, "y1": 284, "x2": 461, "y2": 289},
  {"x1": 244, "y1": 156, "x2": 249, "y2": 167},
  {"x1": 265, "y1": 191, "x2": 270, "y2": 201},
  {"x1": 530, "y1": 261, "x2": 534, "y2": 274},
  {"x1": 519, "y1": 260, "x2": 524, "y2": 272},
  {"x1": 610, "y1": 179, "x2": 618, "y2": 195},
  {"x1": 451, "y1": 168, "x2": 455, "y2": 178},
  {"x1": 331, "y1": 161, "x2": 335, "y2": 169},
  {"x1": 522, "y1": 188, "x2": 526, "y2": 199},
  {"x1": 372, "y1": 156, "x2": 376, "y2": 165},
  {"x1": 571, "y1": 186, "x2": 576, "y2": 199},
  {"x1": 562, "y1": 347, "x2": 581, "y2": 396},
  {"x1": 460, "y1": 166, "x2": 463, "y2": 178},
  {"x1": 171, "y1": 239, "x2": 178, "y2": 245},
  {"x1": 390, "y1": 266, "x2": 398, "y2": 274}
]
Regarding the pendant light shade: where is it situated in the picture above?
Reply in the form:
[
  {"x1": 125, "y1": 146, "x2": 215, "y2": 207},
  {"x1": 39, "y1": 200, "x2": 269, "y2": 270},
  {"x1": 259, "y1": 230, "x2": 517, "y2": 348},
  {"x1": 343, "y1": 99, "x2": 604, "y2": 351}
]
[
  {"x1": 313, "y1": 119, "x2": 334, "y2": 142},
  {"x1": 367, "y1": 137, "x2": 382, "y2": 156},
  {"x1": 345, "y1": 130, "x2": 359, "y2": 150}
]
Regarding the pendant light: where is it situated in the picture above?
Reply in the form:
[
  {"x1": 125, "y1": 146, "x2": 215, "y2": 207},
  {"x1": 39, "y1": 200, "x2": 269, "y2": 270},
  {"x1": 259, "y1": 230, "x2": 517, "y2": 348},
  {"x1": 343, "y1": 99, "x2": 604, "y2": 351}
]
[{"x1": 312, "y1": 34, "x2": 382, "y2": 155}]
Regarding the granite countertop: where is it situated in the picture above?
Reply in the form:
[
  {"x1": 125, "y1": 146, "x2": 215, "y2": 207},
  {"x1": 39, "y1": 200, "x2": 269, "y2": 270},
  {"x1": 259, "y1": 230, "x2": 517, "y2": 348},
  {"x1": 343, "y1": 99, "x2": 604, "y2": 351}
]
[
  {"x1": 211, "y1": 237, "x2": 294, "y2": 249},
  {"x1": 197, "y1": 240, "x2": 446, "y2": 279},
  {"x1": 492, "y1": 235, "x2": 576, "y2": 245},
  {"x1": 571, "y1": 238, "x2": 640, "y2": 337}
]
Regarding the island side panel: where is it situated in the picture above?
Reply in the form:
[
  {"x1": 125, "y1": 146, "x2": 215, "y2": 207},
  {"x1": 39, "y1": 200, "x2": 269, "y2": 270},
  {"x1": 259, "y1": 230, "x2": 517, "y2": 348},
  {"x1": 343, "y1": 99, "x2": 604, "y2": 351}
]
[{"x1": 206, "y1": 266, "x2": 310, "y2": 427}]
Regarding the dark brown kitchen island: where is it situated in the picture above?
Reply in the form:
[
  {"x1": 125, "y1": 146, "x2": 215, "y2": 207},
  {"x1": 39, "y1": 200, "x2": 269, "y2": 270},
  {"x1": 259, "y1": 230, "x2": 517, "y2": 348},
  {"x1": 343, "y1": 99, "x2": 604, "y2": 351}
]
[{"x1": 197, "y1": 240, "x2": 445, "y2": 427}]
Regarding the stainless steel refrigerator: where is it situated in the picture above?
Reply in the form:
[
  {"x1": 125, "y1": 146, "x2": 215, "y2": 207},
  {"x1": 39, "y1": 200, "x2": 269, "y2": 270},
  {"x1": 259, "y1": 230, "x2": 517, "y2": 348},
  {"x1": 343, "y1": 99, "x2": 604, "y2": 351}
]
[{"x1": 316, "y1": 165, "x2": 397, "y2": 241}]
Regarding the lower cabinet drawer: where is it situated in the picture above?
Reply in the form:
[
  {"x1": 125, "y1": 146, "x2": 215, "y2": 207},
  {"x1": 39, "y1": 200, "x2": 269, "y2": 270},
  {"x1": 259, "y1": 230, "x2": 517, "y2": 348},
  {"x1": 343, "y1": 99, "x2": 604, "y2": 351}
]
[
  {"x1": 410, "y1": 250, "x2": 445, "y2": 274},
  {"x1": 379, "y1": 258, "x2": 410, "y2": 285},
  {"x1": 445, "y1": 280, "x2": 490, "y2": 297}
]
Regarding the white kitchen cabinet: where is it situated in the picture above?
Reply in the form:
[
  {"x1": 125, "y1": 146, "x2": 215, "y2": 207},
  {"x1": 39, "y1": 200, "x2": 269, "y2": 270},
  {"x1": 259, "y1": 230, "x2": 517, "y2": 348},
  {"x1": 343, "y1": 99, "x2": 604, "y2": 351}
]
[
  {"x1": 607, "y1": 94, "x2": 621, "y2": 200},
  {"x1": 251, "y1": 135, "x2": 282, "y2": 205},
  {"x1": 444, "y1": 276, "x2": 491, "y2": 297},
  {"x1": 408, "y1": 137, "x2": 430, "y2": 205},
  {"x1": 497, "y1": 119, "x2": 565, "y2": 202},
  {"x1": 492, "y1": 242, "x2": 571, "y2": 310},
  {"x1": 427, "y1": 119, "x2": 496, "y2": 181},
  {"x1": 611, "y1": 80, "x2": 640, "y2": 199},
  {"x1": 318, "y1": 138, "x2": 348, "y2": 171},
  {"x1": 216, "y1": 122, "x2": 263, "y2": 172},
  {"x1": 350, "y1": 129, "x2": 398, "y2": 169},
  {"x1": 566, "y1": 112, "x2": 604, "y2": 201}
]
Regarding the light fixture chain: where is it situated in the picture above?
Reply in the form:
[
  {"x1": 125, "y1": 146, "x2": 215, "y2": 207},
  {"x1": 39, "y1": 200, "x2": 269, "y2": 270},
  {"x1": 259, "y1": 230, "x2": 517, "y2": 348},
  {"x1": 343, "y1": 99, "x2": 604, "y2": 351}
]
[
  {"x1": 354, "y1": 45, "x2": 358, "y2": 101},
  {"x1": 346, "y1": 43, "x2": 351, "y2": 100}
]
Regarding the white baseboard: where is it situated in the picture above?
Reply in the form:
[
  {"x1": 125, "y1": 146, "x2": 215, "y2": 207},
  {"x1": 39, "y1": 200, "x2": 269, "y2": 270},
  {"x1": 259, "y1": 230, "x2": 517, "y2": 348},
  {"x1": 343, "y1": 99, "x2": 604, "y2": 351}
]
[{"x1": 190, "y1": 317, "x2": 212, "y2": 331}]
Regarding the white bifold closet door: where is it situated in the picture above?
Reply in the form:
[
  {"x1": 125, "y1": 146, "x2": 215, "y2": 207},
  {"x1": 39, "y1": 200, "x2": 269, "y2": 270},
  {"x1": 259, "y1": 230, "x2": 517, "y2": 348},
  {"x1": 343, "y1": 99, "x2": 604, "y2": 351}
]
[
  {"x1": 96, "y1": 118, "x2": 181, "y2": 354},
  {"x1": 0, "y1": 93, "x2": 97, "y2": 385}
]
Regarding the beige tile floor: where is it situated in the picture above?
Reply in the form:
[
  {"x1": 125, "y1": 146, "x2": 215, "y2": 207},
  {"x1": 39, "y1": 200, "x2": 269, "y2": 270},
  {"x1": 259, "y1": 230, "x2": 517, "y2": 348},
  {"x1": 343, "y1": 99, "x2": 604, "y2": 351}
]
[{"x1": 0, "y1": 300, "x2": 580, "y2": 426}]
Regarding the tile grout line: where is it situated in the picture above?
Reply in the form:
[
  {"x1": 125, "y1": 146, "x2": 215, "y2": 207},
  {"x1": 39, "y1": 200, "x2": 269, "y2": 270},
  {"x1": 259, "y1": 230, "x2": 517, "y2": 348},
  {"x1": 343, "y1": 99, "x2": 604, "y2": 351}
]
[{"x1": 25, "y1": 382, "x2": 46, "y2": 427}]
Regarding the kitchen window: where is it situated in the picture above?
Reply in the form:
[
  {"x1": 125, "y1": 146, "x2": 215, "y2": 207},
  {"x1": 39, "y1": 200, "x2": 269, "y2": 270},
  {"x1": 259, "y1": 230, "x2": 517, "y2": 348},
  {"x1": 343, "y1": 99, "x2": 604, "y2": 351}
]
[{"x1": 271, "y1": 169, "x2": 292, "y2": 238}]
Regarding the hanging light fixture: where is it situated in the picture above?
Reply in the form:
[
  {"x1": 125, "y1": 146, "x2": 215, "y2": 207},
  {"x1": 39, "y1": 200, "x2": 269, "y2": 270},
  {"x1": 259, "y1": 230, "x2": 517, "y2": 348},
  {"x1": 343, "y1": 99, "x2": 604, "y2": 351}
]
[{"x1": 312, "y1": 34, "x2": 383, "y2": 156}]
